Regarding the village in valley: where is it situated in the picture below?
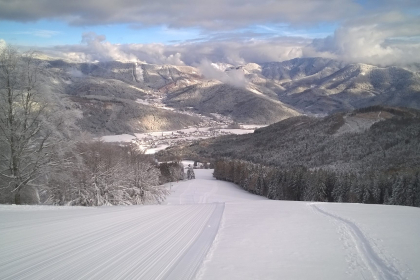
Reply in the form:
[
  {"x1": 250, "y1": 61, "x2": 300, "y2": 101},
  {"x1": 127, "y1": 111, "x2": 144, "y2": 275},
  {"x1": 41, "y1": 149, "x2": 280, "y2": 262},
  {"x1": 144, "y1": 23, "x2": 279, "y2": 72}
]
[{"x1": 101, "y1": 98, "x2": 264, "y2": 154}]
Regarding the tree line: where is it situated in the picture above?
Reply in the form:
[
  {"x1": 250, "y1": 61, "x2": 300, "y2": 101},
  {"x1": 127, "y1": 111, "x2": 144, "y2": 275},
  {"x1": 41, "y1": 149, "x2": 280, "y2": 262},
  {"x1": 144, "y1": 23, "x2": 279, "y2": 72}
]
[{"x1": 214, "y1": 158, "x2": 420, "y2": 207}]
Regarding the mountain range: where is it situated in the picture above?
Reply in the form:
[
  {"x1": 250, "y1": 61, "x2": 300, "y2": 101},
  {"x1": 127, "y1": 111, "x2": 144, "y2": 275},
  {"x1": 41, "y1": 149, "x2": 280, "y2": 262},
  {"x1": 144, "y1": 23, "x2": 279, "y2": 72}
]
[{"x1": 39, "y1": 57, "x2": 420, "y2": 135}]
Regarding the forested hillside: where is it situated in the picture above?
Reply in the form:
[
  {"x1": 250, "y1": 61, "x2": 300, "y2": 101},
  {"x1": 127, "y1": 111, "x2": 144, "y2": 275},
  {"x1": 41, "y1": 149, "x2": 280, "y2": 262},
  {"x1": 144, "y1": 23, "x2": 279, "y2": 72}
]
[{"x1": 159, "y1": 106, "x2": 420, "y2": 206}]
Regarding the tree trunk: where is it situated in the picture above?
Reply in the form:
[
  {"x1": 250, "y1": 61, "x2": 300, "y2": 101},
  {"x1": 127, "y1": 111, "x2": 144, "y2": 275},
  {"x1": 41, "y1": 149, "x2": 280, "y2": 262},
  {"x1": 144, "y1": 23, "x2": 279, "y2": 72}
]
[{"x1": 14, "y1": 188, "x2": 21, "y2": 204}]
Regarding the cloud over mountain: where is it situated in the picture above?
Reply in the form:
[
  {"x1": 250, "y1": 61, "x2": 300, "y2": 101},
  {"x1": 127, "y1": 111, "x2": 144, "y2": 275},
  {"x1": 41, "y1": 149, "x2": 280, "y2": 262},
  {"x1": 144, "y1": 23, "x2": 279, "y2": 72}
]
[
  {"x1": 44, "y1": 32, "x2": 308, "y2": 66},
  {"x1": 44, "y1": 27, "x2": 420, "y2": 67},
  {"x1": 305, "y1": 12, "x2": 420, "y2": 66}
]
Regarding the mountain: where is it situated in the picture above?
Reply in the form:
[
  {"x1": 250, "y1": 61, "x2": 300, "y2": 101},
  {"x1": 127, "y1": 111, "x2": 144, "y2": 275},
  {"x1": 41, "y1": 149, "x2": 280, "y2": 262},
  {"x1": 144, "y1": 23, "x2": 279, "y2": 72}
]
[
  {"x1": 259, "y1": 58, "x2": 420, "y2": 114},
  {"x1": 68, "y1": 96, "x2": 202, "y2": 135},
  {"x1": 40, "y1": 59, "x2": 301, "y2": 134},
  {"x1": 165, "y1": 82, "x2": 299, "y2": 124},
  {"x1": 41, "y1": 61, "x2": 204, "y2": 135},
  {"x1": 38, "y1": 57, "x2": 420, "y2": 135}
]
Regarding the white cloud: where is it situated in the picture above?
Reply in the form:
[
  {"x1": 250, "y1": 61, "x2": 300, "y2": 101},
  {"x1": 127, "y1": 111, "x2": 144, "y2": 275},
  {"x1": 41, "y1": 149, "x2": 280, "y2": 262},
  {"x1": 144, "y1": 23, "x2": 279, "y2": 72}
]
[
  {"x1": 30, "y1": 29, "x2": 60, "y2": 38},
  {"x1": 42, "y1": 33, "x2": 308, "y2": 66},
  {"x1": 197, "y1": 59, "x2": 247, "y2": 87},
  {"x1": 67, "y1": 68, "x2": 84, "y2": 77},
  {"x1": 304, "y1": 12, "x2": 420, "y2": 65},
  {"x1": 75, "y1": 32, "x2": 138, "y2": 62},
  {"x1": 0, "y1": 29, "x2": 60, "y2": 39}
]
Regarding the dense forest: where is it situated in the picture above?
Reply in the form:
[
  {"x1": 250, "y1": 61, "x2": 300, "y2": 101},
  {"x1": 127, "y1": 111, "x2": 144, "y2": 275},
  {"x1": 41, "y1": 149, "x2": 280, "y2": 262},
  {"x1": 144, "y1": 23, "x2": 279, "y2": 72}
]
[{"x1": 214, "y1": 158, "x2": 420, "y2": 206}]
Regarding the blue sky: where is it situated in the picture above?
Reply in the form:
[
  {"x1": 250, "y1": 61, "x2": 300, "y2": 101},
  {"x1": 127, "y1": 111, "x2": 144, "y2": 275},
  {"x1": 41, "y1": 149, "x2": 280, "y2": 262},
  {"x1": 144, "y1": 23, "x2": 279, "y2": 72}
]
[
  {"x1": 0, "y1": 0, "x2": 419, "y2": 66},
  {"x1": 0, "y1": 20, "x2": 204, "y2": 46}
]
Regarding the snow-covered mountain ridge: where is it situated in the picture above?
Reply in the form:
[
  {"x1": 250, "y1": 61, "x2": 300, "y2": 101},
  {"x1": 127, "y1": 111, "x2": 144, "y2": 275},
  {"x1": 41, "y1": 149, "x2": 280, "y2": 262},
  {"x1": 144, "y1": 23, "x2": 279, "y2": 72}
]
[{"x1": 40, "y1": 57, "x2": 420, "y2": 135}]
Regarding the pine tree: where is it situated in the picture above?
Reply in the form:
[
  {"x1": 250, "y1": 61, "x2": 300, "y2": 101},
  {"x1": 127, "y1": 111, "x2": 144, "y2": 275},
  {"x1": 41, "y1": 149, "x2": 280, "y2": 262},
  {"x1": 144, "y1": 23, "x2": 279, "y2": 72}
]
[{"x1": 390, "y1": 175, "x2": 406, "y2": 205}]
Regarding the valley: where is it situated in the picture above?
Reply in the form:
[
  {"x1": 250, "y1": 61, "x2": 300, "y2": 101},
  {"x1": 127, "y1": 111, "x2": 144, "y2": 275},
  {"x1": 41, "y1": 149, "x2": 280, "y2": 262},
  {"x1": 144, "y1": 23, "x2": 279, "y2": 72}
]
[{"x1": 101, "y1": 125, "x2": 263, "y2": 154}]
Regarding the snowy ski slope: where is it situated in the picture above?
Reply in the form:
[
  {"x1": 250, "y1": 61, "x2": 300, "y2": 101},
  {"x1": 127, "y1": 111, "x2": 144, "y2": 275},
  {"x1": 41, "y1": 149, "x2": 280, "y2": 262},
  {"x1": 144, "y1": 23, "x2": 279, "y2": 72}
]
[{"x1": 1, "y1": 169, "x2": 419, "y2": 280}]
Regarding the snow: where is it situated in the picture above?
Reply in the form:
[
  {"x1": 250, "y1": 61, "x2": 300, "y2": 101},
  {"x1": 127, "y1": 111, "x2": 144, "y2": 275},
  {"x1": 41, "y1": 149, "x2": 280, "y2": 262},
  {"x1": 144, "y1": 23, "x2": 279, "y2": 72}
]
[
  {"x1": 100, "y1": 134, "x2": 136, "y2": 142},
  {"x1": 334, "y1": 113, "x2": 383, "y2": 136},
  {"x1": 135, "y1": 99, "x2": 176, "y2": 111},
  {"x1": 165, "y1": 170, "x2": 265, "y2": 205},
  {"x1": 241, "y1": 124, "x2": 267, "y2": 129},
  {"x1": 199, "y1": 201, "x2": 353, "y2": 280},
  {"x1": 247, "y1": 86, "x2": 263, "y2": 95},
  {"x1": 1, "y1": 169, "x2": 419, "y2": 280},
  {"x1": 0, "y1": 203, "x2": 221, "y2": 279},
  {"x1": 313, "y1": 203, "x2": 419, "y2": 278},
  {"x1": 135, "y1": 98, "x2": 151, "y2": 105},
  {"x1": 100, "y1": 126, "x2": 257, "y2": 154},
  {"x1": 218, "y1": 128, "x2": 254, "y2": 135},
  {"x1": 133, "y1": 126, "x2": 256, "y2": 140},
  {"x1": 144, "y1": 144, "x2": 169, "y2": 154}
]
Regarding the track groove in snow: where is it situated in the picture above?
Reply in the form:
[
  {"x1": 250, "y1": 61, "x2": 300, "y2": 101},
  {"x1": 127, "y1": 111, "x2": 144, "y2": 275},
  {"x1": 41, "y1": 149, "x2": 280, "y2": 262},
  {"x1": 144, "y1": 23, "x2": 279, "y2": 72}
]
[
  {"x1": 0, "y1": 204, "x2": 223, "y2": 280},
  {"x1": 163, "y1": 203, "x2": 225, "y2": 279},
  {"x1": 1, "y1": 171, "x2": 418, "y2": 280},
  {"x1": 310, "y1": 203, "x2": 405, "y2": 280}
]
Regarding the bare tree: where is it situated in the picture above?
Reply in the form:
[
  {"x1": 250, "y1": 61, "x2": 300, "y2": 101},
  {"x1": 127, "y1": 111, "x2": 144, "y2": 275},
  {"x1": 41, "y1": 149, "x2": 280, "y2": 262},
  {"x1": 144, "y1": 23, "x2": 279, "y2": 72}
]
[{"x1": 0, "y1": 45, "x2": 61, "y2": 204}]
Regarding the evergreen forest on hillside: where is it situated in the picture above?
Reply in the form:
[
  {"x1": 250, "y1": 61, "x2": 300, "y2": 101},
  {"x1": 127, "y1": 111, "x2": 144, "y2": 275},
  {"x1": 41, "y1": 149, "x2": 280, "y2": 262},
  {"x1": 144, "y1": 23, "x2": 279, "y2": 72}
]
[{"x1": 159, "y1": 106, "x2": 420, "y2": 206}]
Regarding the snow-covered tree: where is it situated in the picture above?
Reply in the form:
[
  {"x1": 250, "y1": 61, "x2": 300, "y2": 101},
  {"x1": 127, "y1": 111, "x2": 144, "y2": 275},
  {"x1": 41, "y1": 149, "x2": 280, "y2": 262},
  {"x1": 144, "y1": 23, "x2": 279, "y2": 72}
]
[
  {"x1": 127, "y1": 148, "x2": 168, "y2": 204},
  {"x1": 46, "y1": 141, "x2": 167, "y2": 206},
  {"x1": 0, "y1": 45, "x2": 65, "y2": 204},
  {"x1": 390, "y1": 175, "x2": 406, "y2": 205}
]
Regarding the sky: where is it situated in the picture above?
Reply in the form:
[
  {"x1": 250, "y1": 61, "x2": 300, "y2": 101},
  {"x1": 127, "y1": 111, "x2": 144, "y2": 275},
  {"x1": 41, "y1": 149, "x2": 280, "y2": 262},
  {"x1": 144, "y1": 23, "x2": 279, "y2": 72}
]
[{"x1": 0, "y1": 0, "x2": 420, "y2": 66}]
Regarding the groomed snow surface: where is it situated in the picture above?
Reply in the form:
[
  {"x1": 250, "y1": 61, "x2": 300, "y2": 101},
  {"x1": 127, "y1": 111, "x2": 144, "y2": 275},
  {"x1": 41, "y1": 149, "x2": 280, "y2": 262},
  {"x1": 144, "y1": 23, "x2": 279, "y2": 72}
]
[{"x1": 1, "y1": 170, "x2": 419, "y2": 280}]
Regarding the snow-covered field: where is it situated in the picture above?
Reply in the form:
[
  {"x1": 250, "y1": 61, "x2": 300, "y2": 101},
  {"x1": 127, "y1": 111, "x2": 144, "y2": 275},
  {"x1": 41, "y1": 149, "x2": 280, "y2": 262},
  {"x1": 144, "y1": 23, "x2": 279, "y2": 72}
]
[
  {"x1": 1, "y1": 170, "x2": 419, "y2": 279},
  {"x1": 102, "y1": 127, "x2": 259, "y2": 142}
]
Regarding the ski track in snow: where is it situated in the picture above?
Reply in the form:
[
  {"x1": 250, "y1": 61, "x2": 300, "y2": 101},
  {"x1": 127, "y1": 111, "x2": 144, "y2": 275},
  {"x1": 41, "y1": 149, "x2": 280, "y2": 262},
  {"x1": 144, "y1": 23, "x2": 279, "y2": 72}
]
[
  {"x1": 310, "y1": 203, "x2": 405, "y2": 280},
  {"x1": 163, "y1": 203, "x2": 224, "y2": 280},
  {"x1": 0, "y1": 203, "x2": 224, "y2": 280},
  {"x1": 1, "y1": 170, "x2": 417, "y2": 280}
]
